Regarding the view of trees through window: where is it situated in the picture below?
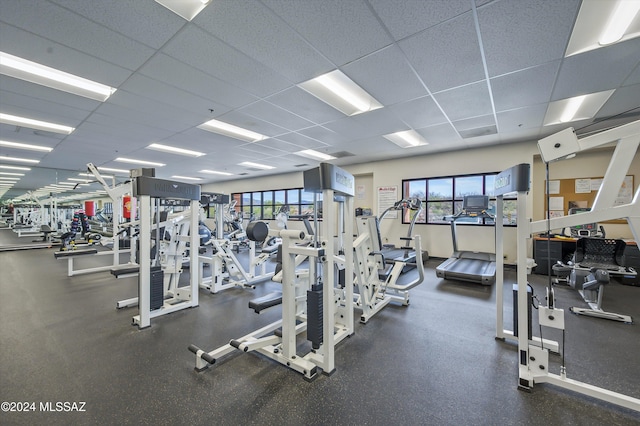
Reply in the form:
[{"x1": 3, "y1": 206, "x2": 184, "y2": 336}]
[
  {"x1": 232, "y1": 188, "x2": 321, "y2": 220},
  {"x1": 403, "y1": 172, "x2": 518, "y2": 226}
]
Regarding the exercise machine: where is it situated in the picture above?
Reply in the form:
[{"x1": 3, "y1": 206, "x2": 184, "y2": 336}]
[
  {"x1": 496, "y1": 120, "x2": 640, "y2": 412},
  {"x1": 436, "y1": 195, "x2": 496, "y2": 285},
  {"x1": 189, "y1": 162, "x2": 355, "y2": 380},
  {"x1": 353, "y1": 212, "x2": 425, "y2": 323},
  {"x1": 377, "y1": 198, "x2": 425, "y2": 271}
]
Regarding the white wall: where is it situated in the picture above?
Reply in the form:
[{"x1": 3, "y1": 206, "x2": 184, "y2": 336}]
[{"x1": 202, "y1": 140, "x2": 639, "y2": 263}]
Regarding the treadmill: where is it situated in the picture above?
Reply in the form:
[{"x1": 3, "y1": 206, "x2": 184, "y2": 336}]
[{"x1": 435, "y1": 195, "x2": 496, "y2": 285}]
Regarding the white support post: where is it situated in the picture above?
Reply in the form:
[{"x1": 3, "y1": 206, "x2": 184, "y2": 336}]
[
  {"x1": 495, "y1": 195, "x2": 505, "y2": 339},
  {"x1": 137, "y1": 194, "x2": 151, "y2": 329}
]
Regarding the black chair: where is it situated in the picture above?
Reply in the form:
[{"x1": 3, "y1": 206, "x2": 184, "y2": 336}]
[{"x1": 568, "y1": 237, "x2": 633, "y2": 323}]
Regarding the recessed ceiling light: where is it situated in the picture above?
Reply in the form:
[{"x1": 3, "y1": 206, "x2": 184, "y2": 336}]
[
  {"x1": 146, "y1": 143, "x2": 205, "y2": 157},
  {"x1": 0, "y1": 155, "x2": 39, "y2": 164},
  {"x1": 239, "y1": 161, "x2": 275, "y2": 170},
  {"x1": 0, "y1": 51, "x2": 117, "y2": 101},
  {"x1": 155, "y1": 0, "x2": 211, "y2": 21},
  {"x1": 0, "y1": 165, "x2": 31, "y2": 171},
  {"x1": 0, "y1": 177, "x2": 21, "y2": 181},
  {"x1": 0, "y1": 172, "x2": 25, "y2": 176},
  {"x1": 198, "y1": 118, "x2": 268, "y2": 143},
  {"x1": 114, "y1": 158, "x2": 166, "y2": 167},
  {"x1": 565, "y1": 0, "x2": 640, "y2": 56},
  {"x1": 0, "y1": 140, "x2": 53, "y2": 152},
  {"x1": 383, "y1": 130, "x2": 429, "y2": 148},
  {"x1": 298, "y1": 69, "x2": 383, "y2": 116},
  {"x1": 543, "y1": 90, "x2": 615, "y2": 126},
  {"x1": 68, "y1": 178, "x2": 92, "y2": 182},
  {"x1": 200, "y1": 169, "x2": 233, "y2": 176},
  {"x1": 171, "y1": 175, "x2": 203, "y2": 181},
  {"x1": 295, "y1": 149, "x2": 337, "y2": 161},
  {"x1": 0, "y1": 113, "x2": 75, "y2": 134}
]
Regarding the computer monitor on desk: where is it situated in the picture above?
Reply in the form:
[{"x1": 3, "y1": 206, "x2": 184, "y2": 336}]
[{"x1": 569, "y1": 207, "x2": 600, "y2": 237}]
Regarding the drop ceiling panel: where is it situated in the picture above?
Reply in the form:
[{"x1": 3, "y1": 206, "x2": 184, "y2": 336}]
[
  {"x1": 116, "y1": 74, "x2": 228, "y2": 118},
  {"x1": 595, "y1": 83, "x2": 640, "y2": 120},
  {"x1": 237, "y1": 142, "x2": 287, "y2": 157},
  {"x1": 551, "y1": 38, "x2": 640, "y2": 101},
  {"x1": 0, "y1": 123, "x2": 65, "y2": 145},
  {"x1": 262, "y1": 0, "x2": 392, "y2": 66},
  {"x1": 138, "y1": 53, "x2": 257, "y2": 110},
  {"x1": 390, "y1": 95, "x2": 449, "y2": 129},
  {"x1": 162, "y1": 25, "x2": 291, "y2": 98},
  {"x1": 452, "y1": 114, "x2": 496, "y2": 132},
  {"x1": 0, "y1": 75, "x2": 103, "y2": 112},
  {"x1": 323, "y1": 109, "x2": 407, "y2": 140},
  {"x1": 1, "y1": 0, "x2": 155, "y2": 70},
  {"x1": 342, "y1": 45, "x2": 428, "y2": 106},
  {"x1": 92, "y1": 101, "x2": 191, "y2": 135},
  {"x1": 254, "y1": 138, "x2": 307, "y2": 154},
  {"x1": 265, "y1": 87, "x2": 346, "y2": 124},
  {"x1": 217, "y1": 111, "x2": 288, "y2": 138},
  {"x1": 238, "y1": 101, "x2": 316, "y2": 132},
  {"x1": 416, "y1": 123, "x2": 460, "y2": 145},
  {"x1": 49, "y1": 0, "x2": 184, "y2": 49},
  {"x1": 625, "y1": 64, "x2": 640, "y2": 86},
  {"x1": 297, "y1": 126, "x2": 350, "y2": 145},
  {"x1": 491, "y1": 61, "x2": 560, "y2": 112},
  {"x1": 478, "y1": 0, "x2": 580, "y2": 76},
  {"x1": 0, "y1": 24, "x2": 132, "y2": 87},
  {"x1": 273, "y1": 132, "x2": 329, "y2": 150},
  {"x1": 0, "y1": 91, "x2": 89, "y2": 124},
  {"x1": 399, "y1": 11, "x2": 484, "y2": 92},
  {"x1": 369, "y1": 0, "x2": 472, "y2": 42},
  {"x1": 432, "y1": 82, "x2": 493, "y2": 122},
  {"x1": 194, "y1": 0, "x2": 333, "y2": 83},
  {"x1": 496, "y1": 104, "x2": 547, "y2": 133}
]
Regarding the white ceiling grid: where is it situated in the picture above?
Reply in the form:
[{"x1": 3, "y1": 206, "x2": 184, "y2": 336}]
[{"x1": 0, "y1": 0, "x2": 638, "y2": 200}]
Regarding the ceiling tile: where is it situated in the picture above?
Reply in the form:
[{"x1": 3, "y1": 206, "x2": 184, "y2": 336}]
[
  {"x1": 399, "y1": 11, "x2": 485, "y2": 92},
  {"x1": 552, "y1": 38, "x2": 640, "y2": 101},
  {"x1": 491, "y1": 61, "x2": 560, "y2": 112},
  {"x1": 49, "y1": 0, "x2": 185, "y2": 48},
  {"x1": 194, "y1": 0, "x2": 333, "y2": 83},
  {"x1": 238, "y1": 101, "x2": 316, "y2": 132},
  {"x1": 369, "y1": 0, "x2": 472, "y2": 41},
  {"x1": 262, "y1": 0, "x2": 392, "y2": 66},
  {"x1": 297, "y1": 126, "x2": 350, "y2": 145},
  {"x1": 162, "y1": 25, "x2": 291, "y2": 98},
  {"x1": 595, "y1": 83, "x2": 640, "y2": 120},
  {"x1": 432, "y1": 82, "x2": 493, "y2": 122},
  {"x1": 478, "y1": 0, "x2": 581, "y2": 76},
  {"x1": 343, "y1": 45, "x2": 428, "y2": 106},
  {"x1": 496, "y1": 104, "x2": 547, "y2": 133},
  {"x1": 1, "y1": 0, "x2": 155, "y2": 70},
  {"x1": 265, "y1": 87, "x2": 346, "y2": 124},
  {"x1": 390, "y1": 95, "x2": 449, "y2": 129}
]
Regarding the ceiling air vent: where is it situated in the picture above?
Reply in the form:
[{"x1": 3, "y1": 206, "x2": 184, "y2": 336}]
[
  {"x1": 459, "y1": 125, "x2": 497, "y2": 139},
  {"x1": 294, "y1": 163, "x2": 309, "y2": 167},
  {"x1": 238, "y1": 172, "x2": 249, "y2": 176}
]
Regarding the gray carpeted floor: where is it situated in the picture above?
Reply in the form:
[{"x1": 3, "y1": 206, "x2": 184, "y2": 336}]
[{"x1": 1, "y1": 227, "x2": 639, "y2": 425}]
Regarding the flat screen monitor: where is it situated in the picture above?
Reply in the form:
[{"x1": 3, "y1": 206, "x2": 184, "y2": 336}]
[{"x1": 463, "y1": 195, "x2": 489, "y2": 212}]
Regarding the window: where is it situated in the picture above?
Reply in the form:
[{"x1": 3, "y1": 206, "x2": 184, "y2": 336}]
[
  {"x1": 402, "y1": 172, "x2": 518, "y2": 226},
  {"x1": 232, "y1": 187, "x2": 321, "y2": 220}
]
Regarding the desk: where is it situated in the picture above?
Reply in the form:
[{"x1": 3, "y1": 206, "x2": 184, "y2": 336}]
[{"x1": 533, "y1": 237, "x2": 639, "y2": 275}]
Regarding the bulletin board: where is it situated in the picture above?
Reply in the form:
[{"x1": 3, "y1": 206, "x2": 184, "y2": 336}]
[{"x1": 544, "y1": 175, "x2": 634, "y2": 224}]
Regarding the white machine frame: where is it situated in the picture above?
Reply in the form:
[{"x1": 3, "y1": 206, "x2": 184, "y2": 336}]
[
  {"x1": 190, "y1": 163, "x2": 355, "y2": 380},
  {"x1": 496, "y1": 120, "x2": 640, "y2": 412}
]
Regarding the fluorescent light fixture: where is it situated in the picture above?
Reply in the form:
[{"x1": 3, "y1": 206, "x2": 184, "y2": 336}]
[
  {"x1": 298, "y1": 69, "x2": 383, "y2": 116},
  {"x1": 0, "y1": 171, "x2": 24, "y2": 176},
  {"x1": 146, "y1": 143, "x2": 205, "y2": 157},
  {"x1": 171, "y1": 175, "x2": 203, "y2": 181},
  {"x1": 239, "y1": 161, "x2": 275, "y2": 170},
  {"x1": 155, "y1": 0, "x2": 211, "y2": 21},
  {"x1": 543, "y1": 90, "x2": 615, "y2": 125},
  {"x1": 0, "y1": 155, "x2": 39, "y2": 164},
  {"x1": 114, "y1": 158, "x2": 166, "y2": 167},
  {"x1": 0, "y1": 52, "x2": 117, "y2": 101},
  {"x1": 565, "y1": 0, "x2": 640, "y2": 56},
  {"x1": 0, "y1": 165, "x2": 30, "y2": 171},
  {"x1": 198, "y1": 118, "x2": 267, "y2": 143},
  {"x1": 80, "y1": 172, "x2": 115, "y2": 178},
  {"x1": 295, "y1": 149, "x2": 337, "y2": 161},
  {"x1": 383, "y1": 130, "x2": 429, "y2": 148},
  {"x1": 200, "y1": 169, "x2": 233, "y2": 176},
  {"x1": 0, "y1": 177, "x2": 20, "y2": 181},
  {"x1": 68, "y1": 178, "x2": 92, "y2": 182},
  {"x1": 600, "y1": 0, "x2": 640, "y2": 45},
  {"x1": 0, "y1": 140, "x2": 53, "y2": 152},
  {"x1": 0, "y1": 113, "x2": 75, "y2": 134}
]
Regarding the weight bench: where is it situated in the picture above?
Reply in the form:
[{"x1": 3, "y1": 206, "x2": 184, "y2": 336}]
[
  {"x1": 248, "y1": 291, "x2": 283, "y2": 313},
  {"x1": 111, "y1": 265, "x2": 140, "y2": 278},
  {"x1": 54, "y1": 248, "x2": 99, "y2": 277}
]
